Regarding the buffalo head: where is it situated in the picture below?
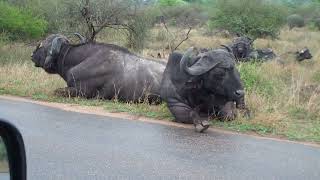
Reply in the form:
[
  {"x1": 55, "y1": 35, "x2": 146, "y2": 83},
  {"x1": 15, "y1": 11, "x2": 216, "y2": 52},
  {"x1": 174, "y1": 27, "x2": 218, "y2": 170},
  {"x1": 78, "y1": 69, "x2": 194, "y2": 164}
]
[
  {"x1": 180, "y1": 47, "x2": 245, "y2": 104},
  {"x1": 230, "y1": 36, "x2": 254, "y2": 59},
  {"x1": 296, "y1": 48, "x2": 312, "y2": 61},
  {"x1": 31, "y1": 33, "x2": 86, "y2": 74},
  {"x1": 31, "y1": 34, "x2": 70, "y2": 74}
]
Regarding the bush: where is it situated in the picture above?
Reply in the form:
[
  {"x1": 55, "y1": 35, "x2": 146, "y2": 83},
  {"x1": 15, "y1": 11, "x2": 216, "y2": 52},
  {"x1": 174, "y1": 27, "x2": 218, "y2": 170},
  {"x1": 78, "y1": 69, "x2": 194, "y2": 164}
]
[
  {"x1": 287, "y1": 14, "x2": 305, "y2": 29},
  {"x1": 289, "y1": 3, "x2": 320, "y2": 21},
  {"x1": 0, "y1": 1, "x2": 47, "y2": 40},
  {"x1": 126, "y1": 11, "x2": 153, "y2": 51},
  {"x1": 158, "y1": 0, "x2": 187, "y2": 7},
  {"x1": 155, "y1": 3, "x2": 209, "y2": 28},
  {"x1": 209, "y1": 0, "x2": 286, "y2": 39},
  {"x1": 314, "y1": 17, "x2": 320, "y2": 30}
]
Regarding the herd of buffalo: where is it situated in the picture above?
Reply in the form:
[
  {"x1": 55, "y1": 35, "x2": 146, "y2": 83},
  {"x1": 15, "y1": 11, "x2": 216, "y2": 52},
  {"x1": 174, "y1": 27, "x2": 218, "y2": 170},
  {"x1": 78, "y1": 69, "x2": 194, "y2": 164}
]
[{"x1": 31, "y1": 33, "x2": 313, "y2": 133}]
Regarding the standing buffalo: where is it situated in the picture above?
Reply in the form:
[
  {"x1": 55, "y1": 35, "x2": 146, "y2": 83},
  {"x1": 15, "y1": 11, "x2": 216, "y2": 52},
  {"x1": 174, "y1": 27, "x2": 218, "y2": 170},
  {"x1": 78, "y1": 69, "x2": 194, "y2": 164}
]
[
  {"x1": 31, "y1": 34, "x2": 165, "y2": 103},
  {"x1": 160, "y1": 47, "x2": 247, "y2": 133}
]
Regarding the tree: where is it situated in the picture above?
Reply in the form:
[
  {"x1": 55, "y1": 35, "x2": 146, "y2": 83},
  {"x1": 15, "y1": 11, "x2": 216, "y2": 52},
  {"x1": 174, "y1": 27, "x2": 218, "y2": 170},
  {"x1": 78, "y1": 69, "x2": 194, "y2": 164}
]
[
  {"x1": 0, "y1": 1, "x2": 47, "y2": 40},
  {"x1": 69, "y1": 0, "x2": 153, "y2": 50},
  {"x1": 209, "y1": 0, "x2": 286, "y2": 39}
]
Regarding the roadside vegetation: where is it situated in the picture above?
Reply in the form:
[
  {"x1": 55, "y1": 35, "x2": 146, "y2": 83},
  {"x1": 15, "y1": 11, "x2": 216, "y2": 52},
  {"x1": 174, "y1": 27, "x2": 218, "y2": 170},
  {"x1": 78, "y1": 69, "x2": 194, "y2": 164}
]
[
  {"x1": 0, "y1": 138, "x2": 8, "y2": 172},
  {"x1": 1, "y1": 0, "x2": 320, "y2": 143}
]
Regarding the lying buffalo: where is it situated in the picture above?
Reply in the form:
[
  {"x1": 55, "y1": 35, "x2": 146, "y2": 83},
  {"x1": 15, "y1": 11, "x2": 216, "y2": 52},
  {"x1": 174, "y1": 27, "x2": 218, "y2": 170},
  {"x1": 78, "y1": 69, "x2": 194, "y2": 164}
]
[
  {"x1": 31, "y1": 34, "x2": 165, "y2": 103},
  {"x1": 249, "y1": 48, "x2": 277, "y2": 61},
  {"x1": 228, "y1": 36, "x2": 253, "y2": 61},
  {"x1": 160, "y1": 47, "x2": 248, "y2": 132},
  {"x1": 296, "y1": 48, "x2": 312, "y2": 61}
]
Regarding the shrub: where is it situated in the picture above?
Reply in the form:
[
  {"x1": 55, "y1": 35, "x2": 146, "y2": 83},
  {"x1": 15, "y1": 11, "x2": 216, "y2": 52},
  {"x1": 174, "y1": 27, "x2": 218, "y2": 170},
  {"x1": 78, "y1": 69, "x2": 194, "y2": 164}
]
[
  {"x1": 314, "y1": 17, "x2": 320, "y2": 30},
  {"x1": 0, "y1": 1, "x2": 47, "y2": 40},
  {"x1": 158, "y1": 0, "x2": 187, "y2": 7},
  {"x1": 289, "y1": 3, "x2": 320, "y2": 21},
  {"x1": 287, "y1": 14, "x2": 305, "y2": 29},
  {"x1": 209, "y1": 0, "x2": 286, "y2": 39},
  {"x1": 126, "y1": 11, "x2": 153, "y2": 51},
  {"x1": 157, "y1": 3, "x2": 209, "y2": 27}
]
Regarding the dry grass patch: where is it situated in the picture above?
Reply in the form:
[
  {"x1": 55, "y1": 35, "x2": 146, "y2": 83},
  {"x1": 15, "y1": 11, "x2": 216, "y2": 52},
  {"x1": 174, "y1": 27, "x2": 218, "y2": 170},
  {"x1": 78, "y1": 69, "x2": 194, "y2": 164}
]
[{"x1": 0, "y1": 27, "x2": 319, "y2": 142}]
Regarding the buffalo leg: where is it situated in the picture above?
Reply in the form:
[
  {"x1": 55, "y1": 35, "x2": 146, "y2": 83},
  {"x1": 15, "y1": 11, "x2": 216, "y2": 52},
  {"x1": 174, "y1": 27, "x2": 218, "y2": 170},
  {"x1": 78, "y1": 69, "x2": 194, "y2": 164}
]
[{"x1": 167, "y1": 98, "x2": 210, "y2": 133}]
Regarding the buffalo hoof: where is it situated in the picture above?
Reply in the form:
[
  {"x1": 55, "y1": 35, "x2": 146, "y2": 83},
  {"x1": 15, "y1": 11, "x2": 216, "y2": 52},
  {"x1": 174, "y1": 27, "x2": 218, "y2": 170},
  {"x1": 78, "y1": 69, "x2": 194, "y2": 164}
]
[{"x1": 194, "y1": 120, "x2": 210, "y2": 133}]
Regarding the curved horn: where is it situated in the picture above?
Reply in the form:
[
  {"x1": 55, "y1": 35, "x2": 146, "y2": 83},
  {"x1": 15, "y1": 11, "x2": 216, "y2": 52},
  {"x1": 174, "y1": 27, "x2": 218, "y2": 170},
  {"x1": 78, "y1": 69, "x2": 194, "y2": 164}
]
[
  {"x1": 44, "y1": 37, "x2": 65, "y2": 69},
  {"x1": 180, "y1": 47, "x2": 196, "y2": 74},
  {"x1": 221, "y1": 45, "x2": 233, "y2": 53},
  {"x1": 73, "y1": 33, "x2": 86, "y2": 43},
  {"x1": 181, "y1": 48, "x2": 225, "y2": 76},
  {"x1": 49, "y1": 37, "x2": 65, "y2": 56}
]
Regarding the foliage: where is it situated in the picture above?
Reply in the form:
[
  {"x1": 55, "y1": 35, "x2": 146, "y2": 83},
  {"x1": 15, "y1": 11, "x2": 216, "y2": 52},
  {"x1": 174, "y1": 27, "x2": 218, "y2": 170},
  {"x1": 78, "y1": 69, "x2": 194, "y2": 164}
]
[
  {"x1": 159, "y1": 3, "x2": 209, "y2": 27},
  {"x1": 126, "y1": 11, "x2": 153, "y2": 51},
  {"x1": 208, "y1": 0, "x2": 287, "y2": 39},
  {"x1": 1, "y1": 26, "x2": 320, "y2": 142},
  {"x1": 290, "y1": 3, "x2": 320, "y2": 20},
  {"x1": 287, "y1": 14, "x2": 305, "y2": 29},
  {"x1": 314, "y1": 18, "x2": 320, "y2": 30},
  {"x1": 158, "y1": 0, "x2": 187, "y2": 6},
  {"x1": 238, "y1": 62, "x2": 281, "y2": 97},
  {"x1": 0, "y1": 1, "x2": 47, "y2": 40}
]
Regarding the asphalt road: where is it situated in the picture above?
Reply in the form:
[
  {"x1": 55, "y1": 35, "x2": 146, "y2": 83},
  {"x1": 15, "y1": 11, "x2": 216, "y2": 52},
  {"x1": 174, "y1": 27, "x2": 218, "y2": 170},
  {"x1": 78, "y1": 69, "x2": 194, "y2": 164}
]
[{"x1": 0, "y1": 98, "x2": 320, "y2": 180}]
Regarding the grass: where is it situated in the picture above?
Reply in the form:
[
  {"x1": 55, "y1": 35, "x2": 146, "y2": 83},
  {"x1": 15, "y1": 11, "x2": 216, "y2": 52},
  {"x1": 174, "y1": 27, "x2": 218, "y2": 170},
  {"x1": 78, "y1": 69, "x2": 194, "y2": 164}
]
[
  {"x1": 0, "y1": 27, "x2": 320, "y2": 143},
  {"x1": 0, "y1": 138, "x2": 8, "y2": 173}
]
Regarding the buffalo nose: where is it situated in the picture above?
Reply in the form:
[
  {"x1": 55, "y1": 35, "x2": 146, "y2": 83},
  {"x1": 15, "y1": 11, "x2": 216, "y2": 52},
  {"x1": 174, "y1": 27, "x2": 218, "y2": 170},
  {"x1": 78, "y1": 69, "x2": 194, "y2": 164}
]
[{"x1": 235, "y1": 90, "x2": 245, "y2": 97}]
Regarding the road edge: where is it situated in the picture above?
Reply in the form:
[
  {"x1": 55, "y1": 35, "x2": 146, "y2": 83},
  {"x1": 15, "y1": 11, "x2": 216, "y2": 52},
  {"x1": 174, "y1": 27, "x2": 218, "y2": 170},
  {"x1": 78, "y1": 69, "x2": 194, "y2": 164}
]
[{"x1": 1, "y1": 95, "x2": 319, "y2": 148}]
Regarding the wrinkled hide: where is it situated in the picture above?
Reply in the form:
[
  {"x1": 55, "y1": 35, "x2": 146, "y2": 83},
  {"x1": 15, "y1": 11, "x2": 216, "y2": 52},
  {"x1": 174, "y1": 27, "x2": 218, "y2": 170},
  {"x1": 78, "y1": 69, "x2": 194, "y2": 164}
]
[
  {"x1": 296, "y1": 48, "x2": 312, "y2": 61},
  {"x1": 160, "y1": 47, "x2": 247, "y2": 132},
  {"x1": 31, "y1": 34, "x2": 165, "y2": 104}
]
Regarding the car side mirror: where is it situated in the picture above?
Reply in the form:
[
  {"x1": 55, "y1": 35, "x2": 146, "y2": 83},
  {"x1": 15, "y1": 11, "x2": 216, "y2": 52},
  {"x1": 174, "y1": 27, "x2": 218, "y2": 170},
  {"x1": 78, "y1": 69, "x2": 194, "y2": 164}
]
[{"x1": 0, "y1": 119, "x2": 26, "y2": 180}]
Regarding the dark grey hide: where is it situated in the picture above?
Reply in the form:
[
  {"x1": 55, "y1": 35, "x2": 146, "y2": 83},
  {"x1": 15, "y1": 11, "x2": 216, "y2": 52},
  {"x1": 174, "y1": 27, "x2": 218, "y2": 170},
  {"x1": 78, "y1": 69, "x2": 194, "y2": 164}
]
[
  {"x1": 160, "y1": 47, "x2": 246, "y2": 132},
  {"x1": 296, "y1": 48, "x2": 312, "y2": 61},
  {"x1": 31, "y1": 34, "x2": 165, "y2": 103},
  {"x1": 228, "y1": 36, "x2": 254, "y2": 61},
  {"x1": 249, "y1": 48, "x2": 277, "y2": 61}
]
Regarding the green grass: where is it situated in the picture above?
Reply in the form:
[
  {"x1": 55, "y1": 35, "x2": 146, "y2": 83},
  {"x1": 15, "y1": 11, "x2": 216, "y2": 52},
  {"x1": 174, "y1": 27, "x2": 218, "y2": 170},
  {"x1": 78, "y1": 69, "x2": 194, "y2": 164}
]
[
  {"x1": 1, "y1": 27, "x2": 320, "y2": 144},
  {"x1": 0, "y1": 138, "x2": 8, "y2": 173},
  {"x1": 312, "y1": 71, "x2": 320, "y2": 83}
]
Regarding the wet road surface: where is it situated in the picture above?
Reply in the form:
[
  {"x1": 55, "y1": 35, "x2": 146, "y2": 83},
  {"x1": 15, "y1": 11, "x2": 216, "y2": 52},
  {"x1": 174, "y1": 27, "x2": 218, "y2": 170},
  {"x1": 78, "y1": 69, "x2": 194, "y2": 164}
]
[{"x1": 0, "y1": 98, "x2": 319, "y2": 180}]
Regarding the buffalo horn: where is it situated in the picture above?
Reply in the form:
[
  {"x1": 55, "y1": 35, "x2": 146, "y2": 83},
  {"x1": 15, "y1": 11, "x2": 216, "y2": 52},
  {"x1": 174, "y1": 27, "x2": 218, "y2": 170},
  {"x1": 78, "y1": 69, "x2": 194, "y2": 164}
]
[{"x1": 73, "y1": 33, "x2": 86, "y2": 44}]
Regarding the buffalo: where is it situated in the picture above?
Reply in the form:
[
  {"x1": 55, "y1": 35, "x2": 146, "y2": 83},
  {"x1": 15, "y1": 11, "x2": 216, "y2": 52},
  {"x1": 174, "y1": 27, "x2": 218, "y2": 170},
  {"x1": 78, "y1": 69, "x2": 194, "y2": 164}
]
[
  {"x1": 296, "y1": 48, "x2": 312, "y2": 61},
  {"x1": 31, "y1": 34, "x2": 165, "y2": 103},
  {"x1": 249, "y1": 48, "x2": 277, "y2": 61},
  {"x1": 160, "y1": 47, "x2": 247, "y2": 133},
  {"x1": 228, "y1": 36, "x2": 254, "y2": 61}
]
